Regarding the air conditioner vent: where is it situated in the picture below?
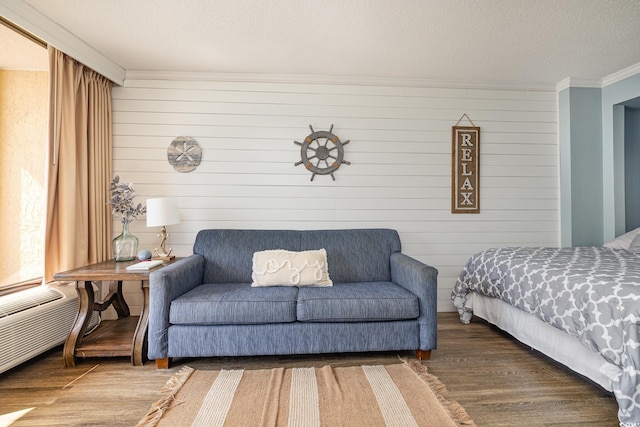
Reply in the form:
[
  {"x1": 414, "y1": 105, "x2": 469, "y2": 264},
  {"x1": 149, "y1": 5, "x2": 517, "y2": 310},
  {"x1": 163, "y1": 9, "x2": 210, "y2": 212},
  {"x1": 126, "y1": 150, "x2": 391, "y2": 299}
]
[
  {"x1": 0, "y1": 288, "x2": 63, "y2": 318},
  {"x1": 0, "y1": 284, "x2": 99, "y2": 374}
]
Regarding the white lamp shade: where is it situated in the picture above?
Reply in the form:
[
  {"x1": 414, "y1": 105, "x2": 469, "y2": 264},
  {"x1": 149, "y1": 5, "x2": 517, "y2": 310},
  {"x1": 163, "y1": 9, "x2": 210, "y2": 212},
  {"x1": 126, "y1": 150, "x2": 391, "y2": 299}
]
[{"x1": 146, "y1": 197, "x2": 180, "y2": 227}]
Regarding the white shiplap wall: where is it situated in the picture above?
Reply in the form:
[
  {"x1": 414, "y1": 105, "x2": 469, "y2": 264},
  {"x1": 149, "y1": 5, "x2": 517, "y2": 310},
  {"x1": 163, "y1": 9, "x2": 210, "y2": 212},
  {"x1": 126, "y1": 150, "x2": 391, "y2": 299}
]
[{"x1": 111, "y1": 74, "x2": 559, "y2": 316}]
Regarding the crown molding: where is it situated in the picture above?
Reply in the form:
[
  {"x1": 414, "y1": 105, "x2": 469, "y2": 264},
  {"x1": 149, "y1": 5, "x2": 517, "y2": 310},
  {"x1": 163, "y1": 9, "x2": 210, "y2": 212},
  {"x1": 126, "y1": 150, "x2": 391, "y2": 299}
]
[
  {"x1": 602, "y1": 62, "x2": 640, "y2": 88},
  {"x1": 556, "y1": 77, "x2": 602, "y2": 92},
  {"x1": 124, "y1": 70, "x2": 557, "y2": 92},
  {"x1": 555, "y1": 78, "x2": 572, "y2": 92},
  {"x1": 0, "y1": 0, "x2": 125, "y2": 85},
  {"x1": 556, "y1": 62, "x2": 640, "y2": 92}
]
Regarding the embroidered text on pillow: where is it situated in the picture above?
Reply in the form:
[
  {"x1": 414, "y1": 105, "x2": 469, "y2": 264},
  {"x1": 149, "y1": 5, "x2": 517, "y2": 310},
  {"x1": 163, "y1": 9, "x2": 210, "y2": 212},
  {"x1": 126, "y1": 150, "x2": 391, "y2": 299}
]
[{"x1": 261, "y1": 258, "x2": 325, "y2": 285}]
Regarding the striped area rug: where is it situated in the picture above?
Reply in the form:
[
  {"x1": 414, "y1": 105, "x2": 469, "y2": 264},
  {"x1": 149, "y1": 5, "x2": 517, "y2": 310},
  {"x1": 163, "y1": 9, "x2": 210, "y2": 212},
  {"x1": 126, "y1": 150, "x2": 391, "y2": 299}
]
[{"x1": 137, "y1": 360, "x2": 475, "y2": 427}]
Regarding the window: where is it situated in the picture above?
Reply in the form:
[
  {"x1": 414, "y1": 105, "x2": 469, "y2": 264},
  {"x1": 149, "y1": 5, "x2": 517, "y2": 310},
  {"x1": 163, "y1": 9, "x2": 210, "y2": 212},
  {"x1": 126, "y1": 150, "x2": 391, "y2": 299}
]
[{"x1": 0, "y1": 22, "x2": 48, "y2": 290}]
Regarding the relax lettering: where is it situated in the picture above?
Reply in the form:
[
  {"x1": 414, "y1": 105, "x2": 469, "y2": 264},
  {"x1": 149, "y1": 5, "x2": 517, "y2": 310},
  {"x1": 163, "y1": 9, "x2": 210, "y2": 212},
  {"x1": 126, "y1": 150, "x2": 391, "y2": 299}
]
[
  {"x1": 459, "y1": 133, "x2": 475, "y2": 194},
  {"x1": 459, "y1": 133, "x2": 475, "y2": 206},
  {"x1": 460, "y1": 192, "x2": 473, "y2": 205}
]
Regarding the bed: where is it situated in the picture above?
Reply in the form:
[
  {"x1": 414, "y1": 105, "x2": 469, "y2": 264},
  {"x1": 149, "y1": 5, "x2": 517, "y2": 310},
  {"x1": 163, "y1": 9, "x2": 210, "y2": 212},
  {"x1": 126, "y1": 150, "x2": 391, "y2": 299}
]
[{"x1": 451, "y1": 245, "x2": 640, "y2": 427}]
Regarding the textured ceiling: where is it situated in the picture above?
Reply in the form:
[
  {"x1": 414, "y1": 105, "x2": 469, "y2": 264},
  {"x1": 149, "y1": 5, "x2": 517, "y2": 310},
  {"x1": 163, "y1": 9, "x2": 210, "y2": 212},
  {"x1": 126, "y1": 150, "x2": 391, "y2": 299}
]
[{"x1": 4, "y1": 0, "x2": 640, "y2": 85}]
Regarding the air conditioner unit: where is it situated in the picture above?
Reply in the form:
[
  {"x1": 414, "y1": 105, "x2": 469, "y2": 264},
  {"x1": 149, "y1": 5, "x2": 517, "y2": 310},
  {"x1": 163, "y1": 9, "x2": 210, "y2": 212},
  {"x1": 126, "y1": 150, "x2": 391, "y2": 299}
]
[{"x1": 0, "y1": 284, "x2": 99, "y2": 374}]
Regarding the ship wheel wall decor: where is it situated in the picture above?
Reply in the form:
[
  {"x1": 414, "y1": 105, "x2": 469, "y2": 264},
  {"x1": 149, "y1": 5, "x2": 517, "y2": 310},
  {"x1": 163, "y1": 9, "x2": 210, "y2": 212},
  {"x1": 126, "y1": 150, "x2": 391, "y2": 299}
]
[{"x1": 294, "y1": 124, "x2": 351, "y2": 181}]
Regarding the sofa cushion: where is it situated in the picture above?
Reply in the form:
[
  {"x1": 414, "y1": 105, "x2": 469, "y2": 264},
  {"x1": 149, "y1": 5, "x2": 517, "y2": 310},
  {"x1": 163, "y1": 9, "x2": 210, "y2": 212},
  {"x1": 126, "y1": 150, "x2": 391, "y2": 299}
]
[
  {"x1": 251, "y1": 249, "x2": 332, "y2": 287},
  {"x1": 299, "y1": 229, "x2": 401, "y2": 283},
  {"x1": 194, "y1": 229, "x2": 303, "y2": 284},
  {"x1": 192, "y1": 228, "x2": 402, "y2": 285},
  {"x1": 296, "y1": 282, "x2": 419, "y2": 322},
  {"x1": 170, "y1": 283, "x2": 298, "y2": 325}
]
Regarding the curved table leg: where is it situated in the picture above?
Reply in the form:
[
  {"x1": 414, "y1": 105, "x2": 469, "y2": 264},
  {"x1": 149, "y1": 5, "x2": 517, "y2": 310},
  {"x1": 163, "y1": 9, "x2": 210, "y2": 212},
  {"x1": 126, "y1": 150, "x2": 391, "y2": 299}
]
[
  {"x1": 111, "y1": 280, "x2": 130, "y2": 318},
  {"x1": 63, "y1": 280, "x2": 95, "y2": 367},
  {"x1": 92, "y1": 280, "x2": 130, "y2": 318},
  {"x1": 132, "y1": 281, "x2": 149, "y2": 366}
]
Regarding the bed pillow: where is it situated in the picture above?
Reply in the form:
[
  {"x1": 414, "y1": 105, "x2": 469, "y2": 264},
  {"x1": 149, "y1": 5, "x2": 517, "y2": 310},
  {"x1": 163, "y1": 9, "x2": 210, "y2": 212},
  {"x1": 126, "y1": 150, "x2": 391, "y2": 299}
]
[
  {"x1": 251, "y1": 249, "x2": 333, "y2": 287},
  {"x1": 603, "y1": 227, "x2": 640, "y2": 250},
  {"x1": 628, "y1": 234, "x2": 640, "y2": 253}
]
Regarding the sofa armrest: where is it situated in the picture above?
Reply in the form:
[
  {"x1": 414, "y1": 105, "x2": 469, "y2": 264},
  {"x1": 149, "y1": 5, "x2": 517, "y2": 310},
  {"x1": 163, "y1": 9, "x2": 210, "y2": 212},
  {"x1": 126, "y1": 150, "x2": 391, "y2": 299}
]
[
  {"x1": 148, "y1": 254, "x2": 205, "y2": 360},
  {"x1": 390, "y1": 252, "x2": 438, "y2": 351}
]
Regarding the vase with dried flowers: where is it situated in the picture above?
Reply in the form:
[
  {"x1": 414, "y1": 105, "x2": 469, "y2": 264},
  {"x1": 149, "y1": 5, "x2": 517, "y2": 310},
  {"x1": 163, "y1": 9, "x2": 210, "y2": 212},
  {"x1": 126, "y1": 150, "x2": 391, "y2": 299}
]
[{"x1": 108, "y1": 176, "x2": 146, "y2": 261}]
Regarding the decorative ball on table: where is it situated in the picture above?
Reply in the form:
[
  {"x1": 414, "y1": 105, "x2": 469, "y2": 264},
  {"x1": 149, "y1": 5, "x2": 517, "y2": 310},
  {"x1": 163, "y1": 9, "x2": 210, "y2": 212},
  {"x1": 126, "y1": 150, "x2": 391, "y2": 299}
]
[{"x1": 137, "y1": 249, "x2": 153, "y2": 261}]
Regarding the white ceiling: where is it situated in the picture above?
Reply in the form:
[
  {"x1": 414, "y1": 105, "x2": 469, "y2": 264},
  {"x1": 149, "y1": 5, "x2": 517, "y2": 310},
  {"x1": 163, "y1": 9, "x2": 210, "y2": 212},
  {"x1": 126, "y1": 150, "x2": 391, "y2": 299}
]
[{"x1": 3, "y1": 0, "x2": 640, "y2": 86}]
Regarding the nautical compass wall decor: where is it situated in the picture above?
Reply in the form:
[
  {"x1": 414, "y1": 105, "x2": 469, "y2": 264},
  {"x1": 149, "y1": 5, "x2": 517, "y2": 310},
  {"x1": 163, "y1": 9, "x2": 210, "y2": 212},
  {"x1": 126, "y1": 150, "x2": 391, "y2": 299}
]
[
  {"x1": 294, "y1": 124, "x2": 351, "y2": 181},
  {"x1": 167, "y1": 136, "x2": 202, "y2": 173}
]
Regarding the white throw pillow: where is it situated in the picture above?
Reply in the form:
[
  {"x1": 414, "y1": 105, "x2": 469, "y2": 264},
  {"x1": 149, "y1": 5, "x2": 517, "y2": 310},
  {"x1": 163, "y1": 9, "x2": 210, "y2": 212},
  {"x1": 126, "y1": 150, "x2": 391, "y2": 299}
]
[
  {"x1": 603, "y1": 227, "x2": 640, "y2": 250},
  {"x1": 251, "y1": 249, "x2": 333, "y2": 287}
]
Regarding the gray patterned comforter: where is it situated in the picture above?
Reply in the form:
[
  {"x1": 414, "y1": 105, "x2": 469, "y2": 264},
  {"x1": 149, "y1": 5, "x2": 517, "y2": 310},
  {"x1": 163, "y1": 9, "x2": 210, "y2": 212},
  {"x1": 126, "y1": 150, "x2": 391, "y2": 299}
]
[{"x1": 451, "y1": 246, "x2": 640, "y2": 427}]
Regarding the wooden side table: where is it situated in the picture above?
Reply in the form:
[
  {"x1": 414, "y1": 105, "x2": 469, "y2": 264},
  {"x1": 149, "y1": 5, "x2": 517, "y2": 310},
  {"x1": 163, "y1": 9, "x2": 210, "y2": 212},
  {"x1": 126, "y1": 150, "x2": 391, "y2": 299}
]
[{"x1": 53, "y1": 258, "x2": 177, "y2": 367}]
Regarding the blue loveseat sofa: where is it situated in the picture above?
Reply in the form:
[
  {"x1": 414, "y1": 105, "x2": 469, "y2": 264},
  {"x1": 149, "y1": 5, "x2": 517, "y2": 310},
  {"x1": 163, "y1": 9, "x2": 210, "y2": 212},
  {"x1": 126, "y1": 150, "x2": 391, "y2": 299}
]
[{"x1": 148, "y1": 228, "x2": 438, "y2": 368}]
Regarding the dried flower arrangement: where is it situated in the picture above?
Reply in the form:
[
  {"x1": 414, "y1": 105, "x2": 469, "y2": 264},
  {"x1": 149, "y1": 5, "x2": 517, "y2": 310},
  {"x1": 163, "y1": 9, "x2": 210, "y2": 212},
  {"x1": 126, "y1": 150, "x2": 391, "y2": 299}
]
[{"x1": 108, "y1": 176, "x2": 146, "y2": 225}]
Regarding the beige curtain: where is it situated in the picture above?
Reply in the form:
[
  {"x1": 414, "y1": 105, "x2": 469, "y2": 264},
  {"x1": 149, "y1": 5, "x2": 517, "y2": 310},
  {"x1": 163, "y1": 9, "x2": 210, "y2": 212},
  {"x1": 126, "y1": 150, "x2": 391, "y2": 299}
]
[{"x1": 44, "y1": 47, "x2": 113, "y2": 281}]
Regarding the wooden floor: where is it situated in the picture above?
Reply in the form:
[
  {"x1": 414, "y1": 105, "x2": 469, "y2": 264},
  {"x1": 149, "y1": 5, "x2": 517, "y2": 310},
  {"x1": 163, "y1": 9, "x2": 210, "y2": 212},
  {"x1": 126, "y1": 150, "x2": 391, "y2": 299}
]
[{"x1": 0, "y1": 313, "x2": 618, "y2": 426}]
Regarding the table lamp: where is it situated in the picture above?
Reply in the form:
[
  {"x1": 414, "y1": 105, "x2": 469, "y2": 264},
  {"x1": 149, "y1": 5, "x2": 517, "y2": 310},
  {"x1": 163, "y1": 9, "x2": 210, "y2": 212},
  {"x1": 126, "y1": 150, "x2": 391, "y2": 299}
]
[{"x1": 146, "y1": 197, "x2": 180, "y2": 260}]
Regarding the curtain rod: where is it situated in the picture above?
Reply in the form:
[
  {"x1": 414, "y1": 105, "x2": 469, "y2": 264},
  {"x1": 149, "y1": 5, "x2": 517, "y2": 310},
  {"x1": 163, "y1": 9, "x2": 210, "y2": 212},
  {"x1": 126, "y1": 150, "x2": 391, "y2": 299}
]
[{"x1": 0, "y1": 16, "x2": 47, "y2": 49}]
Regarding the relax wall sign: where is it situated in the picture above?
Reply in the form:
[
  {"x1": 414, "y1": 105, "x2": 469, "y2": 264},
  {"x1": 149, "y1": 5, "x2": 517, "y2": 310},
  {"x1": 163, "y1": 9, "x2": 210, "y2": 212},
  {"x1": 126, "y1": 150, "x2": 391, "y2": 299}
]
[{"x1": 451, "y1": 119, "x2": 480, "y2": 214}]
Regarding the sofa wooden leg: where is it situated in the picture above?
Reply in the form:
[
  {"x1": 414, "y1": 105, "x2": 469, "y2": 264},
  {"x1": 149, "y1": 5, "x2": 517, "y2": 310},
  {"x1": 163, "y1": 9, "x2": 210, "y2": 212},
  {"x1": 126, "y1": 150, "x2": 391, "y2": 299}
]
[
  {"x1": 155, "y1": 358, "x2": 169, "y2": 369},
  {"x1": 416, "y1": 350, "x2": 431, "y2": 361}
]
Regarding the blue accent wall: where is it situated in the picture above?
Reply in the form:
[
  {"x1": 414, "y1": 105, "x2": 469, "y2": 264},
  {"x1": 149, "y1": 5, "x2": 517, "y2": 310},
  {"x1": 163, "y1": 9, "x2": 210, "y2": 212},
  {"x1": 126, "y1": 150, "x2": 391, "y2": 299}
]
[
  {"x1": 558, "y1": 87, "x2": 603, "y2": 246},
  {"x1": 602, "y1": 73, "x2": 640, "y2": 241},
  {"x1": 559, "y1": 71, "x2": 640, "y2": 246},
  {"x1": 625, "y1": 107, "x2": 640, "y2": 230}
]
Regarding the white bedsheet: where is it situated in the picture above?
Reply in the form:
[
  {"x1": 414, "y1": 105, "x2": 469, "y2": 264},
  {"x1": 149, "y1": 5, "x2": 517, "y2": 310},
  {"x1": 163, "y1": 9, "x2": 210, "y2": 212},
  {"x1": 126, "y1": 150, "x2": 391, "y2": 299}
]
[{"x1": 466, "y1": 291, "x2": 618, "y2": 392}]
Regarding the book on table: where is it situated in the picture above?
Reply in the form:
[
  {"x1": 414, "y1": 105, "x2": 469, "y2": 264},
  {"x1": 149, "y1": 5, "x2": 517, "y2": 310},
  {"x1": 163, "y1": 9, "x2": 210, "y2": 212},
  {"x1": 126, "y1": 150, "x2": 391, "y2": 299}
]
[{"x1": 125, "y1": 259, "x2": 164, "y2": 271}]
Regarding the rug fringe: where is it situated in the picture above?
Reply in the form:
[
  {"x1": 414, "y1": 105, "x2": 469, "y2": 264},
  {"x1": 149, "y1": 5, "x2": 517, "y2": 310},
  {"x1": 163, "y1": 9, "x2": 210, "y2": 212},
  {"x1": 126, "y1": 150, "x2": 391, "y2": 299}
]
[
  {"x1": 135, "y1": 366, "x2": 195, "y2": 427},
  {"x1": 403, "y1": 359, "x2": 477, "y2": 427}
]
